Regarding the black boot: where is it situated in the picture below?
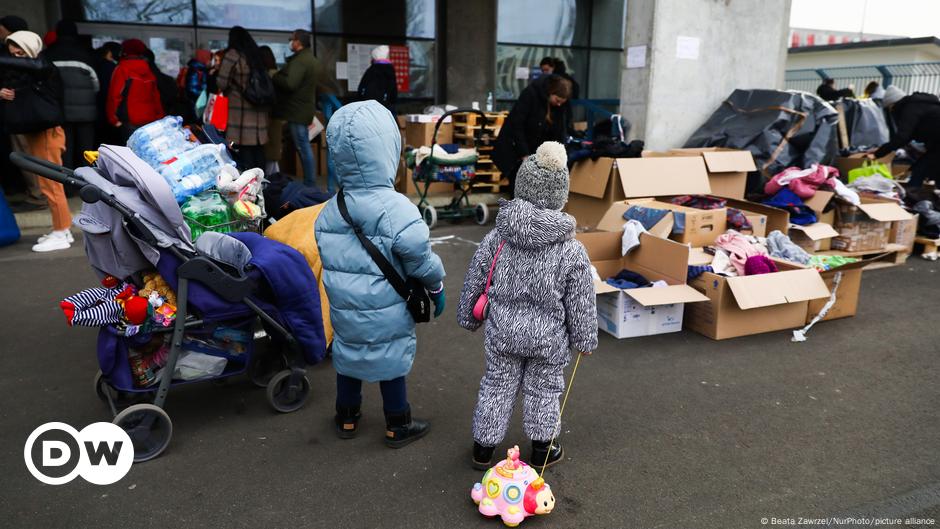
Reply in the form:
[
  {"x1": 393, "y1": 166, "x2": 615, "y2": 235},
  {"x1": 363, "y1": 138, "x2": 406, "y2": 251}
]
[
  {"x1": 334, "y1": 405, "x2": 361, "y2": 439},
  {"x1": 531, "y1": 439, "x2": 563, "y2": 470},
  {"x1": 384, "y1": 407, "x2": 429, "y2": 448},
  {"x1": 472, "y1": 442, "x2": 496, "y2": 470}
]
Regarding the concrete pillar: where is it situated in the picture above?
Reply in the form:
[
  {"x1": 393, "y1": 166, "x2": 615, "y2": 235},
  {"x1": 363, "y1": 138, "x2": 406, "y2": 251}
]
[
  {"x1": 443, "y1": 0, "x2": 496, "y2": 107},
  {"x1": 619, "y1": 0, "x2": 792, "y2": 150}
]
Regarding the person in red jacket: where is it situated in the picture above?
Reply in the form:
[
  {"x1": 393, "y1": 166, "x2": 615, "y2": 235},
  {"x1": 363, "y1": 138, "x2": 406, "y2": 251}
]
[{"x1": 106, "y1": 39, "x2": 164, "y2": 141}]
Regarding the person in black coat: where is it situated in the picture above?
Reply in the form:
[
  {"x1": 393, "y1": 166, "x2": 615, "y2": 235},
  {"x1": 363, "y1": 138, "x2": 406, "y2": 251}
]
[
  {"x1": 42, "y1": 20, "x2": 98, "y2": 168},
  {"x1": 357, "y1": 44, "x2": 397, "y2": 112},
  {"x1": 93, "y1": 41, "x2": 120, "y2": 145},
  {"x1": 816, "y1": 78, "x2": 854, "y2": 101},
  {"x1": 142, "y1": 48, "x2": 183, "y2": 118},
  {"x1": 493, "y1": 74, "x2": 572, "y2": 195},
  {"x1": 871, "y1": 86, "x2": 940, "y2": 189}
]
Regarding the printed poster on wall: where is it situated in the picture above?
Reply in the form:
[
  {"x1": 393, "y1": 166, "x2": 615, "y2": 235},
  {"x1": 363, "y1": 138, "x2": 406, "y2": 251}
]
[{"x1": 388, "y1": 45, "x2": 410, "y2": 93}]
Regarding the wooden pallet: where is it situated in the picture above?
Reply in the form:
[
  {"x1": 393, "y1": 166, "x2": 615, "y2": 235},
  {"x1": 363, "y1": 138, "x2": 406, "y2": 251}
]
[
  {"x1": 863, "y1": 250, "x2": 910, "y2": 270},
  {"x1": 914, "y1": 236, "x2": 940, "y2": 260},
  {"x1": 453, "y1": 111, "x2": 507, "y2": 128},
  {"x1": 472, "y1": 182, "x2": 502, "y2": 193}
]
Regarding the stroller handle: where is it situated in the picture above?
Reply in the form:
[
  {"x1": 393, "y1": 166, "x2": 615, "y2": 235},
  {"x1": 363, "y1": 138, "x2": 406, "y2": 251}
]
[{"x1": 9, "y1": 152, "x2": 83, "y2": 188}]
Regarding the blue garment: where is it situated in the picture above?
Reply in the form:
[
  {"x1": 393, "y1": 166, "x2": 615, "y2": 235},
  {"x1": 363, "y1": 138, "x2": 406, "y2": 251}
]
[
  {"x1": 288, "y1": 121, "x2": 318, "y2": 187},
  {"x1": 315, "y1": 101, "x2": 446, "y2": 383},
  {"x1": 336, "y1": 373, "x2": 408, "y2": 413},
  {"x1": 763, "y1": 188, "x2": 817, "y2": 226},
  {"x1": 687, "y1": 265, "x2": 714, "y2": 280},
  {"x1": 624, "y1": 205, "x2": 672, "y2": 230},
  {"x1": 280, "y1": 181, "x2": 333, "y2": 210},
  {"x1": 229, "y1": 232, "x2": 327, "y2": 365},
  {"x1": 605, "y1": 269, "x2": 651, "y2": 290}
]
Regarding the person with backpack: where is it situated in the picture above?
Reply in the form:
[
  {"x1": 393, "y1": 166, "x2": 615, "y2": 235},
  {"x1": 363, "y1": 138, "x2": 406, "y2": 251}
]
[
  {"x1": 273, "y1": 29, "x2": 319, "y2": 187},
  {"x1": 41, "y1": 20, "x2": 98, "y2": 169},
  {"x1": 177, "y1": 49, "x2": 210, "y2": 124},
  {"x1": 314, "y1": 101, "x2": 446, "y2": 448},
  {"x1": 0, "y1": 31, "x2": 73, "y2": 252},
  {"x1": 106, "y1": 39, "x2": 164, "y2": 141},
  {"x1": 217, "y1": 26, "x2": 273, "y2": 171},
  {"x1": 356, "y1": 45, "x2": 397, "y2": 112}
]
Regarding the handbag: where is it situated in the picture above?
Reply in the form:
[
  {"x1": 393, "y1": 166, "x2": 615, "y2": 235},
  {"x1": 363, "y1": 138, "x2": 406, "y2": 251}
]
[
  {"x1": 847, "y1": 160, "x2": 893, "y2": 183},
  {"x1": 472, "y1": 240, "x2": 505, "y2": 322},
  {"x1": 2, "y1": 82, "x2": 63, "y2": 134},
  {"x1": 203, "y1": 93, "x2": 229, "y2": 131},
  {"x1": 336, "y1": 189, "x2": 431, "y2": 323}
]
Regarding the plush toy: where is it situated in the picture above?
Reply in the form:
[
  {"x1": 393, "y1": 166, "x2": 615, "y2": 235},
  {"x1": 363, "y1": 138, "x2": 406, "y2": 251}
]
[
  {"x1": 139, "y1": 272, "x2": 176, "y2": 306},
  {"x1": 471, "y1": 446, "x2": 555, "y2": 527},
  {"x1": 122, "y1": 295, "x2": 150, "y2": 325}
]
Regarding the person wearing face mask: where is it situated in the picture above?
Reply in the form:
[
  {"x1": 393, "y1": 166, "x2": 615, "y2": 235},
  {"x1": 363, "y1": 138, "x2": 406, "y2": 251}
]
[
  {"x1": 273, "y1": 28, "x2": 320, "y2": 188},
  {"x1": 493, "y1": 74, "x2": 572, "y2": 196},
  {"x1": 0, "y1": 31, "x2": 73, "y2": 252}
]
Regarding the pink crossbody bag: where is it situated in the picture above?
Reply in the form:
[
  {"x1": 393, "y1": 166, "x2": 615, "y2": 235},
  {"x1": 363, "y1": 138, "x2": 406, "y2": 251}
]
[{"x1": 472, "y1": 241, "x2": 506, "y2": 322}]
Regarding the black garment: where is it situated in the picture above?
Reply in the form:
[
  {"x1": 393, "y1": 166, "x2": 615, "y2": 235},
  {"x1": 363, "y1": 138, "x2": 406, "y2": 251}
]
[
  {"x1": 907, "y1": 148, "x2": 940, "y2": 189},
  {"x1": 42, "y1": 36, "x2": 99, "y2": 123},
  {"x1": 94, "y1": 58, "x2": 117, "y2": 144},
  {"x1": 0, "y1": 55, "x2": 64, "y2": 134},
  {"x1": 356, "y1": 62, "x2": 397, "y2": 111},
  {"x1": 493, "y1": 75, "x2": 571, "y2": 194},
  {"x1": 232, "y1": 144, "x2": 266, "y2": 172},
  {"x1": 150, "y1": 64, "x2": 183, "y2": 118},
  {"x1": 62, "y1": 122, "x2": 95, "y2": 169},
  {"x1": 874, "y1": 93, "x2": 940, "y2": 159},
  {"x1": 816, "y1": 83, "x2": 854, "y2": 101}
]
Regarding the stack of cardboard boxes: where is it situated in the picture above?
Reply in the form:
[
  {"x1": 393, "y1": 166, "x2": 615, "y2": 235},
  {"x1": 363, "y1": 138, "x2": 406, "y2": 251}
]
[{"x1": 567, "y1": 149, "x2": 903, "y2": 341}]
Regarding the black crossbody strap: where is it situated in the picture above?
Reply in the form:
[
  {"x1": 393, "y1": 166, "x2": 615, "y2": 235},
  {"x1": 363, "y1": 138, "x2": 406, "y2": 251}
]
[{"x1": 336, "y1": 189, "x2": 411, "y2": 300}]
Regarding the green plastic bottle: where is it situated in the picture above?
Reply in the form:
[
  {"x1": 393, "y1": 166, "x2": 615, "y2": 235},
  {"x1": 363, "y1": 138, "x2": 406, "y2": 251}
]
[{"x1": 181, "y1": 191, "x2": 233, "y2": 241}]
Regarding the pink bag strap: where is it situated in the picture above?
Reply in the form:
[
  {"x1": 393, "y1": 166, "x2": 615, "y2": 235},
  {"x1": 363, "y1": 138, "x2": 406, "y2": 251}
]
[{"x1": 483, "y1": 241, "x2": 506, "y2": 294}]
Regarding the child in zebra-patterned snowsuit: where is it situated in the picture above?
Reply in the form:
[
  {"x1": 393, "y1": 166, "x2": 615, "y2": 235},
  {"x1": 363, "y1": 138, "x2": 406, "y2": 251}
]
[{"x1": 457, "y1": 141, "x2": 598, "y2": 471}]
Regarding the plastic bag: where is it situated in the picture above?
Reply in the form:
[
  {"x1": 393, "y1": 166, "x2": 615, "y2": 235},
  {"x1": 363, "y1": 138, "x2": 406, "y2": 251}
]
[
  {"x1": 181, "y1": 191, "x2": 234, "y2": 241},
  {"x1": 847, "y1": 161, "x2": 893, "y2": 183},
  {"x1": 173, "y1": 350, "x2": 227, "y2": 380}
]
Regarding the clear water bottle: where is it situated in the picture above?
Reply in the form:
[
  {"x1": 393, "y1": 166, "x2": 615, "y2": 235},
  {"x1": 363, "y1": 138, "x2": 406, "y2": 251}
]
[
  {"x1": 485, "y1": 91, "x2": 494, "y2": 112},
  {"x1": 159, "y1": 144, "x2": 233, "y2": 203},
  {"x1": 128, "y1": 116, "x2": 198, "y2": 167}
]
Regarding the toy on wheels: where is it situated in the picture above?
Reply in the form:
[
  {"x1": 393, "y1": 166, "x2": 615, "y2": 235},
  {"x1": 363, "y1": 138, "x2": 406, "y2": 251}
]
[
  {"x1": 471, "y1": 446, "x2": 555, "y2": 527},
  {"x1": 407, "y1": 108, "x2": 496, "y2": 229}
]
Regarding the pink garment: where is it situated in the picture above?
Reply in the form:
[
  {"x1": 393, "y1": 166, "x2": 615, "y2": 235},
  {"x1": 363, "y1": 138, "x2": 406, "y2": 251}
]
[
  {"x1": 715, "y1": 232, "x2": 768, "y2": 276},
  {"x1": 764, "y1": 164, "x2": 840, "y2": 199},
  {"x1": 744, "y1": 255, "x2": 778, "y2": 276}
]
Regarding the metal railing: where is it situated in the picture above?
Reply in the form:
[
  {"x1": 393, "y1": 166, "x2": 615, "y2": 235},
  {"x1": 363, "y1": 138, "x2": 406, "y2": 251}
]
[{"x1": 785, "y1": 62, "x2": 940, "y2": 96}]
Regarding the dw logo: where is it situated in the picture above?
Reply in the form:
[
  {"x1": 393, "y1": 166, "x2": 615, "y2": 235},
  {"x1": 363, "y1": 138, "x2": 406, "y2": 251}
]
[{"x1": 24, "y1": 422, "x2": 134, "y2": 485}]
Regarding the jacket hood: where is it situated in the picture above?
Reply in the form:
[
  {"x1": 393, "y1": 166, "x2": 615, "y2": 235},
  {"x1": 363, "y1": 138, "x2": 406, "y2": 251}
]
[
  {"x1": 118, "y1": 57, "x2": 155, "y2": 78},
  {"x1": 327, "y1": 100, "x2": 401, "y2": 190},
  {"x1": 495, "y1": 198, "x2": 575, "y2": 249}
]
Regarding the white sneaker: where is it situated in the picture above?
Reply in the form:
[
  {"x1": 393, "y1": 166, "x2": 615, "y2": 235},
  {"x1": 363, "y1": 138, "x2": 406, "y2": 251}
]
[
  {"x1": 37, "y1": 230, "x2": 74, "y2": 244},
  {"x1": 32, "y1": 230, "x2": 72, "y2": 252}
]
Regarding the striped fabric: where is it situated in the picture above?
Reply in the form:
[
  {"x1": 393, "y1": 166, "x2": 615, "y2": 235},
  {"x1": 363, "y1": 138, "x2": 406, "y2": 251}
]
[{"x1": 60, "y1": 283, "x2": 128, "y2": 327}]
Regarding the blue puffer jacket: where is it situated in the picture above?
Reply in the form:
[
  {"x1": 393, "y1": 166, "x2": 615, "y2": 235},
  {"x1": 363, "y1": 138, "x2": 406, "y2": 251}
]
[{"x1": 315, "y1": 101, "x2": 445, "y2": 382}]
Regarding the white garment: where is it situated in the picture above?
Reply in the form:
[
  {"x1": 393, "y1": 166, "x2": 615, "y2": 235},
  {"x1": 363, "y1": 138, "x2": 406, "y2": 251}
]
[
  {"x1": 831, "y1": 178, "x2": 861, "y2": 205},
  {"x1": 621, "y1": 219, "x2": 647, "y2": 255},
  {"x1": 710, "y1": 249, "x2": 737, "y2": 276}
]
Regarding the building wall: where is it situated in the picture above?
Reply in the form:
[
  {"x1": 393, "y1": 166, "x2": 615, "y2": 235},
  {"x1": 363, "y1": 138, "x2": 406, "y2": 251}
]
[
  {"x1": 786, "y1": 45, "x2": 940, "y2": 70},
  {"x1": 621, "y1": 0, "x2": 792, "y2": 151},
  {"x1": 0, "y1": 0, "x2": 59, "y2": 34}
]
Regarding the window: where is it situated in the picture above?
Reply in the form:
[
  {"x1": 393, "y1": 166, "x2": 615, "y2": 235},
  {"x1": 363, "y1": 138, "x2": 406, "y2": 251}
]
[
  {"x1": 197, "y1": 0, "x2": 311, "y2": 31},
  {"x1": 80, "y1": 0, "x2": 193, "y2": 25},
  {"x1": 314, "y1": 0, "x2": 435, "y2": 38}
]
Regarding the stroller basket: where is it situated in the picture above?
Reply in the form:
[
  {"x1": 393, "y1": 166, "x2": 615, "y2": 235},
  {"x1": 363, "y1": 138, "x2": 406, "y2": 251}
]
[{"x1": 10, "y1": 150, "x2": 319, "y2": 463}]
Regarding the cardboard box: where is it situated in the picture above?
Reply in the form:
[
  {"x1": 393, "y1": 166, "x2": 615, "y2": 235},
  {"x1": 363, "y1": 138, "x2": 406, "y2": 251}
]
[
  {"x1": 805, "y1": 264, "x2": 864, "y2": 324},
  {"x1": 890, "y1": 214, "x2": 918, "y2": 252},
  {"x1": 832, "y1": 198, "x2": 911, "y2": 252},
  {"x1": 404, "y1": 121, "x2": 454, "y2": 148},
  {"x1": 664, "y1": 148, "x2": 757, "y2": 200},
  {"x1": 566, "y1": 156, "x2": 712, "y2": 229},
  {"x1": 789, "y1": 223, "x2": 839, "y2": 253},
  {"x1": 738, "y1": 208, "x2": 768, "y2": 237},
  {"x1": 577, "y1": 231, "x2": 708, "y2": 339},
  {"x1": 834, "y1": 152, "x2": 895, "y2": 179},
  {"x1": 617, "y1": 198, "x2": 726, "y2": 248},
  {"x1": 683, "y1": 261, "x2": 830, "y2": 340},
  {"x1": 397, "y1": 168, "x2": 455, "y2": 197}
]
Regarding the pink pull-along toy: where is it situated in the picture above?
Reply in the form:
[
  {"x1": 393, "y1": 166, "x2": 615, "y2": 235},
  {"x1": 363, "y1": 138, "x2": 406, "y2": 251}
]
[{"x1": 471, "y1": 446, "x2": 554, "y2": 527}]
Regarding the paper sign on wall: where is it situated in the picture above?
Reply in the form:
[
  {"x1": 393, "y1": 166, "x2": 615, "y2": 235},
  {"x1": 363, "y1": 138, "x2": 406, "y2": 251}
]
[
  {"x1": 515, "y1": 66, "x2": 531, "y2": 80},
  {"x1": 346, "y1": 43, "x2": 372, "y2": 89},
  {"x1": 336, "y1": 61, "x2": 348, "y2": 80},
  {"x1": 626, "y1": 45, "x2": 646, "y2": 69},
  {"x1": 676, "y1": 36, "x2": 700, "y2": 60}
]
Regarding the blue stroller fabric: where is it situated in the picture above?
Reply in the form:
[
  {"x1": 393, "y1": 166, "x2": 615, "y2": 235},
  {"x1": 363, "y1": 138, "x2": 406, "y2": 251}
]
[
  {"x1": 763, "y1": 188, "x2": 817, "y2": 226},
  {"x1": 0, "y1": 187, "x2": 21, "y2": 247}
]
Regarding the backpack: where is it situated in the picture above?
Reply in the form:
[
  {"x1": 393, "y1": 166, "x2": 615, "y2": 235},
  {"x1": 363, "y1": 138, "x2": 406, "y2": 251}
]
[{"x1": 244, "y1": 67, "x2": 275, "y2": 106}]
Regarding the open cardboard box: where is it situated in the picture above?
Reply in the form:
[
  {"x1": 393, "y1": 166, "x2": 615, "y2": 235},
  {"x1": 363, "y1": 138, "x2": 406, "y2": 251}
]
[
  {"x1": 789, "y1": 222, "x2": 839, "y2": 252},
  {"x1": 831, "y1": 196, "x2": 913, "y2": 253},
  {"x1": 660, "y1": 147, "x2": 757, "y2": 200},
  {"x1": 835, "y1": 152, "x2": 895, "y2": 180},
  {"x1": 577, "y1": 231, "x2": 709, "y2": 339},
  {"x1": 802, "y1": 254, "x2": 887, "y2": 324},
  {"x1": 684, "y1": 259, "x2": 830, "y2": 340}
]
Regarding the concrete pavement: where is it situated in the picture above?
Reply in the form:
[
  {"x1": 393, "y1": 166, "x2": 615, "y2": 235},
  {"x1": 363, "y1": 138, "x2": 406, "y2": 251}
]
[{"x1": 0, "y1": 223, "x2": 938, "y2": 529}]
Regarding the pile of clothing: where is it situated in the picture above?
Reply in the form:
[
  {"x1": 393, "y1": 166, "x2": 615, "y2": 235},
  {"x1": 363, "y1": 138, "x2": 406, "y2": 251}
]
[{"x1": 762, "y1": 164, "x2": 859, "y2": 225}]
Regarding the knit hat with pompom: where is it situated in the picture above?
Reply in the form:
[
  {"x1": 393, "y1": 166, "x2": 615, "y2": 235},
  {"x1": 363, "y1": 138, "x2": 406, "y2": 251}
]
[{"x1": 514, "y1": 141, "x2": 569, "y2": 210}]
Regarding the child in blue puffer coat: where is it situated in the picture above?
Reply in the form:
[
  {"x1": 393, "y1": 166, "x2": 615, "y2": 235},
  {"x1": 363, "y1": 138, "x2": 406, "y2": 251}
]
[{"x1": 315, "y1": 100, "x2": 446, "y2": 448}]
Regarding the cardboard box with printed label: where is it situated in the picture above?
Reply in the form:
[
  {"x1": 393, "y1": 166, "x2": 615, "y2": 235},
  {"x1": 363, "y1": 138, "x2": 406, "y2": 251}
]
[
  {"x1": 566, "y1": 156, "x2": 712, "y2": 229},
  {"x1": 832, "y1": 197, "x2": 912, "y2": 252},
  {"x1": 662, "y1": 148, "x2": 757, "y2": 200},
  {"x1": 889, "y1": 213, "x2": 918, "y2": 253},
  {"x1": 683, "y1": 261, "x2": 830, "y2": 340},
  {"x1": 576, "y1": 231, "x2": 709, "y2": 339}
]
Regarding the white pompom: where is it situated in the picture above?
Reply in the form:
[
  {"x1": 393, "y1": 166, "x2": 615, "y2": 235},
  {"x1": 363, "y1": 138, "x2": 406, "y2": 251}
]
[{"x1": 535, "y1": 141, "x2": 567, "y2": 171}]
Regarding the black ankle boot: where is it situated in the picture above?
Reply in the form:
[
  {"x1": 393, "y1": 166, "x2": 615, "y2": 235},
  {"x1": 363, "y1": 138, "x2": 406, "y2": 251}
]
[
  {"x1": 334, "y1": 405, "x2": 361, "y2": 439},
  {"x1": 531, "y1": 439, "x2": 563, "y2": 470},
  {"x1": 472, "y1": 442, "x2": 496, "y2": 470},
  {"x1": 384, "y1": 407, "x2": 429, "y2": 448}
]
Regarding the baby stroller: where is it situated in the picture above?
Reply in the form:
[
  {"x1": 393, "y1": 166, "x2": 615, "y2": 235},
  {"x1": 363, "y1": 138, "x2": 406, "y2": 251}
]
[
  {"x1": 11, "y1": 148, "x2": 327, "y2": 462},
  {"x1": 407, "y1": 108, "x2": 496, "y2": 229}
]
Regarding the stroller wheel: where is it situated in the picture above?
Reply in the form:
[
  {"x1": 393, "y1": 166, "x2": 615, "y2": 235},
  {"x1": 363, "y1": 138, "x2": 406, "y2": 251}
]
[
  {"x1": 266, "y1": 369, "x2": 311, "y2": 413},
  {"x1": 421, "y1": 205, "x2": 438, "y2": 229},
  {"x1": 475, "y1": 203, "x2": 490, "y2": 225},
  {"x1": 113, "y1": 403, "x2": 173, "y2": 463}
]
